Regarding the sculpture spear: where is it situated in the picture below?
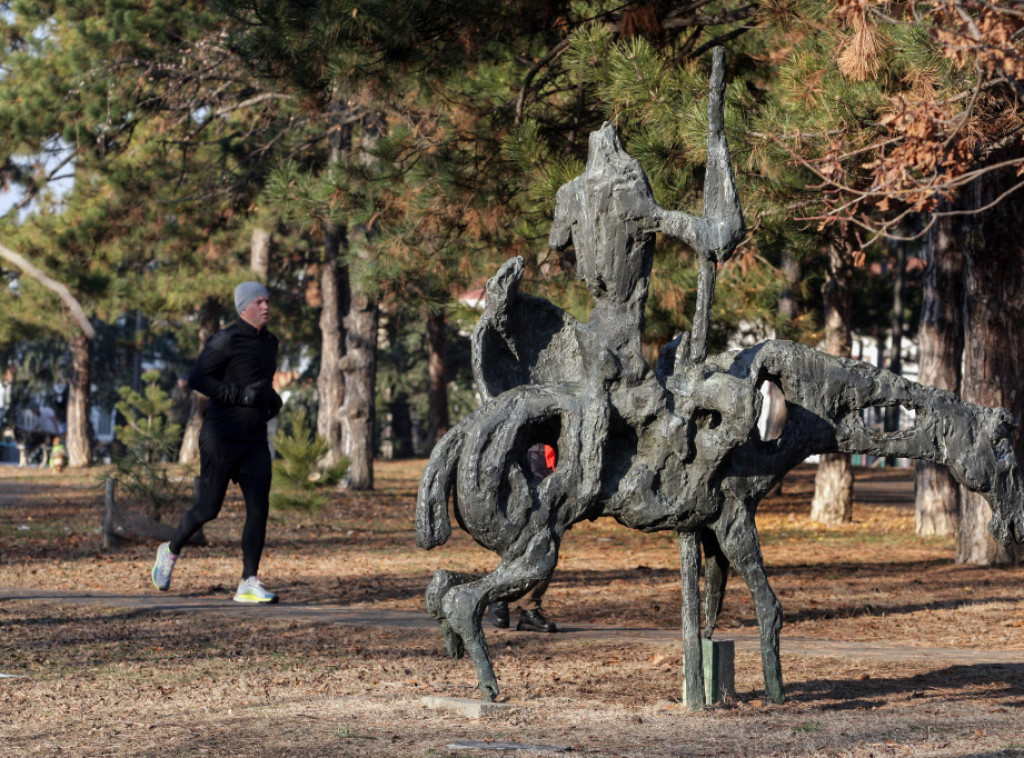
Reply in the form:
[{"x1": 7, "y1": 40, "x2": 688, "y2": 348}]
[{"x1": 656, "y1": 46, "x2": 745, "y2": 366}]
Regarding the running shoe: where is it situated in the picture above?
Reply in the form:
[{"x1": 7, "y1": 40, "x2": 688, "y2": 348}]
[
  {"x1": 233, "y1": 576, "x2": 278, "y2": 604},
  {"x1": 151, "y1": 542, "x2": 177, "y2": 591}
]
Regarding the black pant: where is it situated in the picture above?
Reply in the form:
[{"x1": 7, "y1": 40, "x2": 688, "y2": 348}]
[{"x1": 170, "y1": 428, "x2": 272, "y2": 579}]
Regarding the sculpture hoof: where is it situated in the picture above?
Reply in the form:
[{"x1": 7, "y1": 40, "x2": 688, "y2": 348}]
[{"x1": 479, "y1": 680, "x2": 499, "y2": 701}]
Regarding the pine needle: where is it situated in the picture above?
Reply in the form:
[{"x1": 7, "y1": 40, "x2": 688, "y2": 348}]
[{"x1": 838, "y1": 10, "x2": 882, "y2": 82}]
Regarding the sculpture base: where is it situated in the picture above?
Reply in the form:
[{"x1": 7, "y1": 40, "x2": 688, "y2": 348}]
[
  {"x1": 683, "y1": 638, "x2": 735, "y2": 706},
  {"x1": 421, "y1": 695, "x2": 513, "y2": 719}
]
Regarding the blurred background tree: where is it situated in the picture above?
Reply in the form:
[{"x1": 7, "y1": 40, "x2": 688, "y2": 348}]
[{"x1": 1, "y1": 2, "x2": 1020, "y2": 565}]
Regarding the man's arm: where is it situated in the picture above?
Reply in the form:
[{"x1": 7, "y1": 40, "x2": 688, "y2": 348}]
[{"x1": 188, "y1": 331, "x2": 244, "y2": 405}]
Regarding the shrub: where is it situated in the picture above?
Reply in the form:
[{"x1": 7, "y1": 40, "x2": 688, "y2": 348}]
[
  {"x1": 271, "y1": 407, "x2": 348, "y2": 514},
  {"x1": 113, "y1": 370, "x2": 193, "y2": 521}
]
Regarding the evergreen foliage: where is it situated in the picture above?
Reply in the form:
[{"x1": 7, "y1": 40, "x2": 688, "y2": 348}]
[
  {"x1": 271, "y1": 408, "x2": 348, "y2": 514},
  {"x1": 1, "y1": 3, "x2": 1021, "y2": 490},
  {"x1": 112, "y1": 370, "x2": 191, "y2": 522}
]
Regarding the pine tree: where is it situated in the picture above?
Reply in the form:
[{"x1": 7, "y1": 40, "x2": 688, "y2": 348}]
[
  {"x1": 0, "y1": 3, "x2": 319, "y2": 467},
  {"x1": 271, "y1": 408, "x2": 348, "y2": 514},
  {"x1": 739, "y1": 2, "x2": 1024, "y2": 560},
  {"x1": 218, "y1": 1, "x2": 588, "y2": 483},
  {"x1": 112, "y1": 370, "x2": 191, "y2": 522}
]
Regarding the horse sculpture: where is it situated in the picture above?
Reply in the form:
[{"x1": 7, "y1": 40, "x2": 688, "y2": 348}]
[{"x1": 416, "y1": 47, "x2": 1024, "y2": 709}]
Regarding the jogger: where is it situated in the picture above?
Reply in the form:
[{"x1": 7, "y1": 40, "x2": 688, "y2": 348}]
[{"x1": 151, "y1": 281, "x2": 282, "y2": 604}]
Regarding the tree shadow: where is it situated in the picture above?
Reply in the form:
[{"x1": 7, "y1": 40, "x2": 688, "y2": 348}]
[{"x1": 783, "y1": 663, "x2": 1024, "y2": 709}]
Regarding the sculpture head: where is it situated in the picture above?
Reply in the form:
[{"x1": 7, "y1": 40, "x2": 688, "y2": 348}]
[{"x1": 549, "y1": 123, "x2": 659, "y2": 306}]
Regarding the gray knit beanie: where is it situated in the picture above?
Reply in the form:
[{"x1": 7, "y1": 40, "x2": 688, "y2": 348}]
[{"x1": 234, "y1": 281, "x2": 270, "y2": 315}]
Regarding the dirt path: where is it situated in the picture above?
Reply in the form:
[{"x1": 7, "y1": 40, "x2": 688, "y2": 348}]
[
  {"x1": 3, "y1": 461, "x2": 1024, "y2": 757},
  {"x1": 5, "y1": 586, "x2": 1022, "y2": 668}
]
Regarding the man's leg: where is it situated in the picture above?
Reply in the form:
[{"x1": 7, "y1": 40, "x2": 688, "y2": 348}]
[
  {"x1": 169, "y1": 431, "x2": 232, "y2": 555},
  {"x1": 515, "y1": 578, "x2": 557, "y2": 633},
  {"x1": 233, "y1": 442, "x2": 276, "y2": 603},
  {"x1": 489, "y1": 577, "x2": 558, "y2": 631},
  {"x1": 237, "y1": 441, "x2": 273, "y2": 580},
  {"x1": 515, "y1": 578, "x2": 550, "y2": 612},
  {"x1": 153, "y1": 431, "x2": 232, "y2": 591}
]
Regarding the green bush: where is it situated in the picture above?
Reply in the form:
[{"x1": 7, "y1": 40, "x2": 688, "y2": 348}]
[
  {"x1": 113, "y1": 370, "x2": 193, "y2": 521},
  {"x1": 271, "y1": 408, "x2": 348, "y2": 514}
]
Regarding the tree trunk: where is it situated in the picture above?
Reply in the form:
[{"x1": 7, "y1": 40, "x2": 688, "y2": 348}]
[
  {"x1": 811, "y1": 230, "x2": 855, "y2": 524},
  {"x1": 0, "y1": 241, "x2": 95, "y2": 466},
  {"x1": 317, "y1": 229, "x2": 348, "y2": 467},
  {"x1": 316, "y1": 94, "x2": 352, "y2": 469},
  {"x1": 426, "y1": 309, "x2": 449, "y2": 447},
  {"x1": 340, "y1": 293, "x2": 378, "y2": 489},
  {"x1": 883, "y1": 242, "x2": 906, "y2": 466},
  {"x1": 777, "y1": 248, "x2": 801, "y2": 336},
  {"x1": 251, "y1": 226, "x2": 272, "y2": 278},
  {"x1": 66, "y1": 332, "x2": 92, "y2": 467},
  {"x1": 956, "y1": 166, "x2": 1024, "y2": 565},
  {"x1": 338, "y1": 112, "x2": 386, "y2": 489},
  {"x1": 178, "y1": 298, "x2": 221, "y2": 465},
  {"x1": 915, "y1": 209, "x2": 963, "y2": 537}
]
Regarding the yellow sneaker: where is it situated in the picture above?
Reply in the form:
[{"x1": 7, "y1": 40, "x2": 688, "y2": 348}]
[{"x1": 233, "y1": 576, "x2": 278, "y2": 604}]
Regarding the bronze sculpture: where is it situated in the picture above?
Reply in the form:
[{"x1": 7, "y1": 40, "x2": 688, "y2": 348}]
[{"x1": 416, "y1": 48, "x2": 1024, "y2": 709}]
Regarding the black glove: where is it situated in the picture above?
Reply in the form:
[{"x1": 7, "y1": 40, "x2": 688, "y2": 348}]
[
  {"x1": 239, "y1": 379, "x2": 270, "y2": 408},
  {"x1": 268, "y1": 390, "x2": 283, "y2": 420}
]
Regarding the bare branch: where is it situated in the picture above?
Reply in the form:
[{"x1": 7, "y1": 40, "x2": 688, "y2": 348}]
[
  {"x1": 212, "y1": 91, "x2": 294, "y2": 118},
  {"x1": 515, "y1": 38, "x2": 572, "y2": 125},
  {"x1": 0, "y1": 242, "x2": 96, "y2": 339}
]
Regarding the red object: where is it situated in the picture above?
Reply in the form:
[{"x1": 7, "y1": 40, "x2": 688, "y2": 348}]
[{"x1": 543, "y1": 444, "x2": 557, "y2": 470}]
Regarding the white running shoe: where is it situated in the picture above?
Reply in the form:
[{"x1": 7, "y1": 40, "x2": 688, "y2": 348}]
[
  {"x1": 151, "y1": 542, "x2": 177, "y2": 591},
  {"x1": 234, "y1": 576, "x2": 278, "y2": 604}
]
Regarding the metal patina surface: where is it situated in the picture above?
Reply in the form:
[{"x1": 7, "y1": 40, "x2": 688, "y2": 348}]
[{"x1": 416, "y1": 47, "x2": 1024, "y2": 709}]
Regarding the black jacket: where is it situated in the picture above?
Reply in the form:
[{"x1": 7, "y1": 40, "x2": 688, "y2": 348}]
[{"x1": 188, "y1": 320, "x2": 282, "y2": 441}]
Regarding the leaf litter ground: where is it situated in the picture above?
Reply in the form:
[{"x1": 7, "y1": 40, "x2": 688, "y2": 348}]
[{"x1": 1, "y1": 461, "x2": 1022, "y2": 757}]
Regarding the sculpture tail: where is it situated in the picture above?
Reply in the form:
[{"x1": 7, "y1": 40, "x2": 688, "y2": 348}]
[{"x1": 416, "y1": 427, "x2": 463, "y2": 549}]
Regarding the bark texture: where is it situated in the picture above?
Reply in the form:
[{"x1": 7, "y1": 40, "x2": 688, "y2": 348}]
[
  {"x1": 66, "y1": 333, "x2": 92, "y2": 468},
  {"x1": 915, "y1": 210, "x2": 963, "y2": 537},
  {"x1": 340, "y1": 292, "x2": 378, "y2": 489},
  {"x1": 956, "y1": 166, "x2": 1024, "y2": 565},
  {"x1": 178, "y1": 299, "x2": 221, "y2": 465},
  {"x1": 250, "y1": 226, "x2": 272, "y2": 278},
  {"x1": 811, "y1": 230, "x2": 855, "y2": 524},
  {"x1": 316, "y1": 94, "x2": 352, "y2": 469},
  {"x1": 337, "y1": 111, "x2": 385, "y2": 489}
]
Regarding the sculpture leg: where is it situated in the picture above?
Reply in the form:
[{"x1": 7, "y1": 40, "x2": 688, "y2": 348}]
[
  {"x1": 439, "y1": 579, "x2": 500, "y2": 700},
  {"x1": 713, "y1": 508, "x2": 784, "y2": 703},
  {"x1": 701, "y1": 531, "x2": 730, "y2": 639},
  {"x1": 440, "y1": 531, "x2": 561, "y2": 701},
  {"x1": 425, "y1": 569, "x2": 479, "y2": 660},
  {"x1": 678, "y1": 530, "x2": 705, "y2": 710}
]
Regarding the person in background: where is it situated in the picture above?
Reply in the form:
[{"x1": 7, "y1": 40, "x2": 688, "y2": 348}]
[
  {"x1": 488, "y1": 442, "x2": 559, "y2": 633},
  {"x1": 49, "y1": 436, "x2": 67, "y2": 472}
]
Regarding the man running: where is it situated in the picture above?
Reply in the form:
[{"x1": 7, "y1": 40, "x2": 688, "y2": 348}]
[{"x1": 151, "y1": 281, "x2": 282, "y2": 603}]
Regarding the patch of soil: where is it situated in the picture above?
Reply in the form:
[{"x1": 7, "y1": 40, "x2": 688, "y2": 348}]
[{"x1": 1, "y1": 461, "x2": 1023, "y2": 757}]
